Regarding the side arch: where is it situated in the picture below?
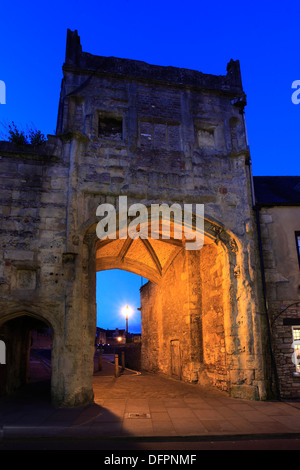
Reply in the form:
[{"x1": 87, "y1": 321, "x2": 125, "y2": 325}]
[
  {"x1": 0, "y1": 308, "x2": 55, "y2": 397},
  {"x1": 0, "y1": 308, "x2": 54, "y2": 332}
]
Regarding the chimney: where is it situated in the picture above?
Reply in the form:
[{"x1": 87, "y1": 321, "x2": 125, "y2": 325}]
[
  {"x1": 226, "y1": 59, "x2": 243, "y2": 89},
  {"x1": 65, "y1": 29, "x2": 82, "y2": 66}
]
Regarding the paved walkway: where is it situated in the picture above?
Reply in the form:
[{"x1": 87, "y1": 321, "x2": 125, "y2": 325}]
[{"x1": 1, "y1": 354, "x2": 300, "y2": 443}]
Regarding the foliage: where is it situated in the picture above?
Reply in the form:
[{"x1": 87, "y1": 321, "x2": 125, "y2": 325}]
[
  {"x1": 0, "y1": 121, "x2": 46, "y2": 145},
  {"x1": 27, "y1": 128, "x2": 47, "y2": 145},
  {"x1": 6, "y1": 121, "x2": 27, "y2": 145}
]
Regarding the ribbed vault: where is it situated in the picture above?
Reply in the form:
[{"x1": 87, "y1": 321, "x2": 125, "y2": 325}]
[
  {"x1": 96, "y1": 233, "x2": 213, "y2": 284},
  {"x1": 96, "y1": 237, "x2": 181, "y2": 283}
]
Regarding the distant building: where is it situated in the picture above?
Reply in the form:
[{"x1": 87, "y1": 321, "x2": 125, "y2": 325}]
[
  {"x1": 106, "y1": 328, "x2": 126, "y2": 345},
  {"x1": 254, "y1": 176, "x2": 300, "y2": 399},
  {"x1": 130, "y1": 333, "x2": 141, "y2": 343},
  {"x1": 95, "y1": 327, "x2": 106, "y2": 345}
]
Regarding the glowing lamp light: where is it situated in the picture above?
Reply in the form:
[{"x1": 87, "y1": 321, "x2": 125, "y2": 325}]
[
  {"x1": 122, "y1": 305, "x2": 132, "y2": 317},
  {"x1": 122, "y1": 305, "x2": 132, "y2": 340}
]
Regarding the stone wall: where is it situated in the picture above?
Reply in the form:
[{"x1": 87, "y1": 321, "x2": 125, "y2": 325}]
[
  {"x1": 270, "y1": 301, "x2": 300, "y2": 398},
  {"x1": 0, "y1": 138, "x2": 96, "y2": 406},
  {"x1": 141, "y1": 250, "x2": 194, "y2": 382},
  {"x1": 258, "y1": 206, "x2": 300, "y2": 398},
  {"x1": 201, "y1": 243, "x2": 229, "y2": 391},
  {"x1": 114, "y1": 343, "x2": 141, "y2": 371},
  {"x1": 140, "y1": 236, "x2": 257, "y2": 395}
]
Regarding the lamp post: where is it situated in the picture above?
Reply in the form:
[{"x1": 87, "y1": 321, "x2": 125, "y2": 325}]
[{"x1": 122, "y1": 305, "x2": 132, "y2": 342}]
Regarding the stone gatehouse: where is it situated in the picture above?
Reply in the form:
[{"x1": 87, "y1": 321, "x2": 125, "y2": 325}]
[{"x1": 0, "y1": 29, "x2": 298, "y2": 406}]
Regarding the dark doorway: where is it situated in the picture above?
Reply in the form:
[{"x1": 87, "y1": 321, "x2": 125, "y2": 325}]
[{"x1": 0, "y1": 315, "x2": 52, "y2": 397}]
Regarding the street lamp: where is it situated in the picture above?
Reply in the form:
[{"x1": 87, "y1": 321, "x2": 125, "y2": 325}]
[{"x1": 122, "y1": 305, "x2": 132, "y2": 341}]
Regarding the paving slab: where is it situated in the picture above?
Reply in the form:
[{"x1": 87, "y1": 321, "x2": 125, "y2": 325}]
[{"x1": 1, "y1": 355, "x2": 300, "y2": 442}]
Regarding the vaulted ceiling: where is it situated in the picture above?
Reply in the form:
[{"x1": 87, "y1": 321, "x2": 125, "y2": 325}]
[
  {"x1": 96, "y1": 237, "x2": 184, "y2": 283},
  {"x1": 96, "y1": 231, "x2": 213, "y2": 283}
]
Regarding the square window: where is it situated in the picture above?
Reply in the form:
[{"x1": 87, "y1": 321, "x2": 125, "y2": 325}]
[
  {"x1": 293, "y1": 327, "x2": 300, "y2": 341},
  {"x1": 98, "y1": 116, "x2": 123, "y2": 141},
  {"x1": 292, "y1": 327, "x2": 300, "y2": 372}
]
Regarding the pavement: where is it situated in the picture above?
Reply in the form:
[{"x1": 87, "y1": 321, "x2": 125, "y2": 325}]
[{"x1": 1, "y1": 352, "x2": 300, "y2": 448}]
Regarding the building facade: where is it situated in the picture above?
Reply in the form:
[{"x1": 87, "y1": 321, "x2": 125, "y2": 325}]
[
  {"x1": 0, "y1": 30, "x2": 298, "y2": 405},
  {"x1": 254, "y1": 177, "x2": 300, "y2": 399}
]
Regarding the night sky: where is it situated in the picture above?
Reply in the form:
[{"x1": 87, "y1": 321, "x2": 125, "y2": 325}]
[{"x1": 1, "y1": 1, "x2": 299, "y2": 331}]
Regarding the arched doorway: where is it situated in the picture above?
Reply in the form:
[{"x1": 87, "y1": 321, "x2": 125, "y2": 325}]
[
  {"x1": 96, "y1": 269, "x2": 144, "y2": 335},
  {"x1": 93, "y1": 217, "x2": 234, "y2": 394},
  {"x1": 0, "y1": 312, "x2": 53, "y2": 398},
  {"x1": 96, "y1": 269, "x2": 145, "y2": 374},
  {"x1": 72, "y1": 210, "x2": 269, "y2": 406}
]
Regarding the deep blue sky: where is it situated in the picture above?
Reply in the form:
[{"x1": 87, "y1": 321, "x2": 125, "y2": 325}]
[
  {"x1": 1, "y1": 1, "x2": 299, "y2": 331},
  {"x1": 97, "y1": 271, "x2": 146, "y2": 333}
]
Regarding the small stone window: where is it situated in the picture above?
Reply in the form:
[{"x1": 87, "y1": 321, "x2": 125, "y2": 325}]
[
  {"x1": 197, "y1": 128, "x2": 215, "y2": 148},
  {"x1": 292, "y1": 326, "x2": 300, "y2": 375},
  {"x1": 139, "y1": 120, "x2": 181, "y2": 150},
  {"x1": 98, "y1": 116, "x2": 123, "y2": 141}
]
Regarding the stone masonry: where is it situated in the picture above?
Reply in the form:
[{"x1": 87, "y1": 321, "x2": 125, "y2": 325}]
[{"x1": 0, "y1": 29, "x2": 272, "y2": 406}]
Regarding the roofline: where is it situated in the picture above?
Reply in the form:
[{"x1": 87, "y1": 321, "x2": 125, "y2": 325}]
[{"x1": 62, "y1": 29, "x2": 245, "y2": 96}]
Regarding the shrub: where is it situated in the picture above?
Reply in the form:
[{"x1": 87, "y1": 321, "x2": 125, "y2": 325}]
[
  {"x1": 7, "y1": 121, "x2": 28, "y2": 145},
  {"x1": 28, "y1": 128, "x2": 46, "y2": 145},
  {"x1": 1, "y1": 121, "x2": 46, "y2": 145}
]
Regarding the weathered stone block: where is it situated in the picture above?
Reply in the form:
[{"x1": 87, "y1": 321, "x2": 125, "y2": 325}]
[{"x1": 16, "y1": 269, "x2": 37, "y2": 290}]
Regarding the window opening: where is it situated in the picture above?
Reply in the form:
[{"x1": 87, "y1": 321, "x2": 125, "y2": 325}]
[
  {"x1": 98, "y1": 116, "x2": 123, "y2": 141},
  {"x1": 292, "y1": 326, "x2": 300, "y2": 373}
]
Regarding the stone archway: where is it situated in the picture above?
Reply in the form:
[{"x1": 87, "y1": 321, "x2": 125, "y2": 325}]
[
  {"x1": 80, "y1": 212, "x2": 267, "y2": 401},
  {"x1": 0, "y1": 31, "x2": 273, "y2": 406},
  {"x1": 0, "y1": 311, "x2": 53, "y2": 397}
]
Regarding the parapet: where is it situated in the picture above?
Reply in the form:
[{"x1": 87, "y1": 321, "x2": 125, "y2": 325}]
[{"x1": 63, "y1": 29, "x2": 244, "y2": 94}]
